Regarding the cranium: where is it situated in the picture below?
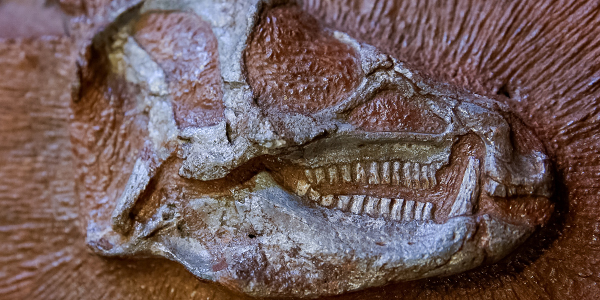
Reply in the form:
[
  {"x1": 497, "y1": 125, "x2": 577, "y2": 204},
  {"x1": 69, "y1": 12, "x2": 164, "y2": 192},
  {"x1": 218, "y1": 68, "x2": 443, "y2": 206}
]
[{"x1": 71, "y1": 0, "x2": 553, "y2": 297}]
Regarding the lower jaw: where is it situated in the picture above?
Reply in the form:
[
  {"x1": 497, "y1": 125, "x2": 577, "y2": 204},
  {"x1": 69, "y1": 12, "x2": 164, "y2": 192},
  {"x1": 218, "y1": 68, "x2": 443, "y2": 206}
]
[{"x1": 191, "y1": 177, "x2": 533, "y2": 298}]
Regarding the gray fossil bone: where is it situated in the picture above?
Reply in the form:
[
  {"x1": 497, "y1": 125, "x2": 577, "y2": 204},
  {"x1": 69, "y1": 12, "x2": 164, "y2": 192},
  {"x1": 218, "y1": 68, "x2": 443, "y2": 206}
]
[{"x1": 72, "y1": 0, "x2": 554, "y2": 298}]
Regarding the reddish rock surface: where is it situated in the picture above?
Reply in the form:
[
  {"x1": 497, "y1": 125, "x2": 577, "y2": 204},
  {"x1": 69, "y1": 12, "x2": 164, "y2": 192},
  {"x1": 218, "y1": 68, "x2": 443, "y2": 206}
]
[
  {"x1": 134, "y1": 12, "x2": 224, "y2": 128},
  {"x1": 0, "y1": 0, "x2": 66, "y2": 39},
  {"x1": 245, "y1": 5, "x2": 362, "y2": 114},
  {"x1": 1, "y1": 0, "x2": 600, "y2": 299},
  {"x1": 347, "y1": 90, "x2": 447, "y2": 133}
]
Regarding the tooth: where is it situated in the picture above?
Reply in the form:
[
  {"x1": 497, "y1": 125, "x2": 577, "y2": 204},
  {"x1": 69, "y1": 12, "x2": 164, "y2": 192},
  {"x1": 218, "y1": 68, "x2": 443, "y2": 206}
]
[
  {"x1": 305, "y1": 169, "x2": 315, "y2": 184},
  {"x1": 321, "y1": 195, "x2": 334, "y2": 207},
  {"x1": 420, "y1": 165, "x2": 430, "y2": 189},
  {"x1": 403, "y1": 162, "x2": 411, "y2": 187},
  {"x1": 413, "y1": 162, "x2": 421, "y2": 189},
  {"x1": 379, "y1": 198, "x2": 391, "y2": 218},
  {"x1": 314, "y1": 168, "x2": 326, "y2": 185},
  {"x1": 368, "y1": 162, "x2": 380, "y2": 184},
  {"x1": 448, "y1": 157, "x2": 480, "y2": 218},
  {"x1": 364, "y1": 196, "x2": 380, "y2": 217},
  {"x1": 392, "y1": 162, "x2": 401, "y2": 185},
  {"x1": 429, "y1": 164, "x2": 438, "y2": 186},
  {"x1": 414, "y1": 202, "x2": 425, "y2": 220},
  {"x1": 328, "y1": 166, "x2": 339, "y2": 184},
  {"x1": 381, "y1": 162, "x2": 391, "y2": 184},
  {"x1": 507, "y1": 186, "x2": 517, "y2": 197},
  {"x1": 423, "y1": 202, "x2": 434, "y2": 220},
  {"x1": 350, "y1": 195, "x2": 366, "y2": 214},
  {"x1": 337, "y1": 195, "x2": 352, "y2": 211},
  {"x1": 308, "y1": 188, "x2": 321, "y2": 202},
  {"x1": 390, "y1": 198, "x2": 404, "y2": 221},
  {"x1": 402, "y1": 200, "x2": 415, "y2": 221},
  {"x1": 340, "y1": 164, "x2": 352, "y2": 183},
  {"x1": 355, "y1": 162, "x2": 366, "y2": 184},
  {"x1": 295, "y1": 180, "x2": 310, "y2": 196}
]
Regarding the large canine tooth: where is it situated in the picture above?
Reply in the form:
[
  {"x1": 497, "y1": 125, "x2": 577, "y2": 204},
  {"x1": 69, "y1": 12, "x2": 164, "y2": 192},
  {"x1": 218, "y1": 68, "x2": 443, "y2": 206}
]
[
  {"x1": 414, "y1": 202, "x2": 425, "y2": 220},
  {"x1": 305, "y1": 169, "x2": 315, "y2": 184},
  {"x1": 420, "y1": 165, "x2": 430, "y2": 189},
  {"x1": 381, "y1": 162, "x2": 391, "y2": 184},
  {"x1": 321, "y1": 195, "x2": 334, "y2": 206},
  {"x1": 448, "y1": 157, "x2": 480, "y2": 218},
  {"x1": 390, "y1": 198, "x2": 404, "y2": 221},
  {"x1": 340, "y1": 164, "x2": 352, "y2": 183},
  {"x1": 314, "y1": 168, "x2": 326, "y2": 185},
  {"x1": 295, "y1": 180, "x2": 311, "y2": 196},
  {"x1": 423, "y1": 202, "x2": 434, "y2": 220},
  {"x1": 364, "y1": 196, "x2": 380, "y2": 217},
  {"x1": 403, "y1": 162, "x2": 412, "y2": 187},
  {"x1": 379, "y1": 197, "x2": 392, "y2": 217},
  {"x1": 328, "y1": 166, "x2": 339, "y2": 184},
  {"x1": 355, "y1": 162, "x2": 367, "y2": 183},
  {"x1": 392, "y1": 162, "x2": 401, "y2": 185},
  {"x1": 368, "y1": 162, "x2": 380, "y2": 184},
  {"x1": 429, "y1": 164, "x2": 438, "y2": 186},
  {"x1": 403, "y1": 200, "x2": 415, "y2": 221},
  {"x1": 337, "y1": 195, "x2": 352, "y2": 211},
  {"x1": 412, "y1": 163, "x2": 421, "y2": 189},
  {"x1": 350, "y1": 195, "x2": 366, "y2": 214},
  {"x1": 308, "y1": 188, "x2": 321, "y2": 202}
]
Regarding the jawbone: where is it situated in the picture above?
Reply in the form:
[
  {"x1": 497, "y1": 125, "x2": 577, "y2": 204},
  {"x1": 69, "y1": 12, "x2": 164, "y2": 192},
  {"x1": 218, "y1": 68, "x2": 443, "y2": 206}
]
[
  {"x1": 100, "y1": 172, "x2": 533, "y2": 298},
  {"x1": 92, "y1": 131, "x2": 548, "y2": 298}
]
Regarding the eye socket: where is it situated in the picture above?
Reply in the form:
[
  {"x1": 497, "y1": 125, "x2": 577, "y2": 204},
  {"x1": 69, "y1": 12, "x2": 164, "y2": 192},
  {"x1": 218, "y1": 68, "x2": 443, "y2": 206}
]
[{"x1": 347, "y1": 90, "x2": 447, "y2": 133}]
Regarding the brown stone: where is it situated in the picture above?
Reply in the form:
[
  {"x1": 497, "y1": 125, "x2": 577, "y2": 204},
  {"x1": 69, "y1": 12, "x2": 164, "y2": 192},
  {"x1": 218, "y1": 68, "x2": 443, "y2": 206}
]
[
  {"x1": 245, "y1": 5, "x2": 362, "y2": 114},
  {"x1": 347, "y1": 90, "x2": 446, "y2": 133},
  {"x1": 134, "y1": 12, "x2": 224, "y2": 128}
]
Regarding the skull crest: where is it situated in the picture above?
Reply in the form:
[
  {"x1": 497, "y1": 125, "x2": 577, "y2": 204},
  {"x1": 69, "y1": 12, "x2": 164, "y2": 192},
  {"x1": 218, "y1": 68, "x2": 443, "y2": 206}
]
[{"x1": 71, "y1": 0, "x2": 553, "y2": 297}]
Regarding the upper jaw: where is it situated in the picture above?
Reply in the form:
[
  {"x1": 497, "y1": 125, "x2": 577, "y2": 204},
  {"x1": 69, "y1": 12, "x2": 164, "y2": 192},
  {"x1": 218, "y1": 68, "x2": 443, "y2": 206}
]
[
  {"x1": 176, "y1": 53, "x2": 552, "y2": 204},
  {"x1": 287, "y1": 130, "x2": 456, "y2": 169},
  {"x1": 259, "y1": 112, "x2": 553, "y2": 226},
  {"x1": 174, "y1": 86, "x2": 552, "y2": 214}
]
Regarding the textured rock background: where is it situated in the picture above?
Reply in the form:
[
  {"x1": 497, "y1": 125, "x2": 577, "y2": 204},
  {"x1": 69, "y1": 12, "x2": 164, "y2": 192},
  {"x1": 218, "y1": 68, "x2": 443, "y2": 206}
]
[{"x1": 1, "y1": 0, "x2": 599, "y2": 299}]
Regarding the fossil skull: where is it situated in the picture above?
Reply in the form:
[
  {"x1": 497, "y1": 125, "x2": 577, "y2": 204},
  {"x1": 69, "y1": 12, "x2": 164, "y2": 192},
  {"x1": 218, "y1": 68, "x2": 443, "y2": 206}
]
[{"x1": 71, "y1": 0, "x2": 553, "y2": 297}]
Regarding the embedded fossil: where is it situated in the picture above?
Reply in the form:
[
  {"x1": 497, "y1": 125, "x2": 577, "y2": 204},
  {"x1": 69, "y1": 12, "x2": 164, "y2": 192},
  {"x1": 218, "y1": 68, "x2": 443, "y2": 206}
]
[{"x1": 70, "y1": 0, "x2": 554, "y2": 298}]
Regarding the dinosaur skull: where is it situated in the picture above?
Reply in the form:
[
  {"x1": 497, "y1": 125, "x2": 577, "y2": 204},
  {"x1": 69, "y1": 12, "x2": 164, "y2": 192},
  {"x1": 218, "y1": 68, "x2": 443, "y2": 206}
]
[{"x1": 71, "y1": 0, "x2": 553, "y2": 298}]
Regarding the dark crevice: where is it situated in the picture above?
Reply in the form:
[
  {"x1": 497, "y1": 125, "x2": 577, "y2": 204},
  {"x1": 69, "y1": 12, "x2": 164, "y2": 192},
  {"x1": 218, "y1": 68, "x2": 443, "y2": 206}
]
[
  {"x1": 90, "y1": 2, "x2": 143, "y2": 48},
  {"x1": 497, "y1": 84, "x2": 511, "y2": 98},
  {"x1": 225, "y1": 121, "x2": 233, "y2": 144}
]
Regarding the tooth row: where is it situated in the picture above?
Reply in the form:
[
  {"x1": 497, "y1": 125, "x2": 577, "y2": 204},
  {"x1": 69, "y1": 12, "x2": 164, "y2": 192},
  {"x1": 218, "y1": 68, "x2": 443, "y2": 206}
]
[
  {"x1": 305, "y1": 161, "x2": 438, "y2": 190},
  {"x1": 341, "y1": 195, "x2": 433, "y2": 222},
  {"x1": 298, "y1": 190, "x2": 434, "y2": 223},
  {"x1": 387, "y1": 198, "x2": 434, "y2": 222}
]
